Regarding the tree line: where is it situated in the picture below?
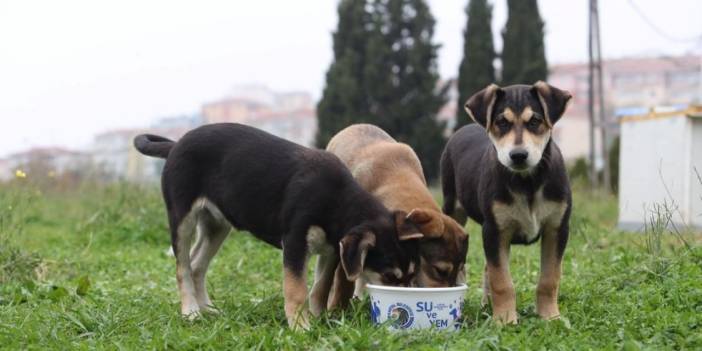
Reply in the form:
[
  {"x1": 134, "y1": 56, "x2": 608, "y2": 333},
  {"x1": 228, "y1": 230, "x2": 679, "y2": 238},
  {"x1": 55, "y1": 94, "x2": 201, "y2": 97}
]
[{"x1": 316, "y1": 0, "x2": 548, "y2": 180}]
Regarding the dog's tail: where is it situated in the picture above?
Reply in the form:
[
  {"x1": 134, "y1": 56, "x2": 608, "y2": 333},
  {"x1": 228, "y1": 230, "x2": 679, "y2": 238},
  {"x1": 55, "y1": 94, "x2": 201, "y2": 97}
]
[
  {"x1": 133, "y1": 134, "x2": 175, "y2": 159},
  {"x1": 440, "y1": 148, "x2": 457, "y2": 216}
]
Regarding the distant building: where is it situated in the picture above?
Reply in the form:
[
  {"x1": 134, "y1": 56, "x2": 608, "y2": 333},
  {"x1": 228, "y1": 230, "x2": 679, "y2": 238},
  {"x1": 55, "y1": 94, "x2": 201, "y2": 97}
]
[
  {"x1": 150, "y1": 114, "x2": 203, "y2": 130},
  {"x1": 2, "y1": 147, "x2": 90, "y2": 180},
  {"x1": 549, "y1": 55, "x2": 702, "y2": 160},
  {"x1": 91, "y1": 129, "x2": 145, "y2": 181},
  {"x1": 202, "y1": 85, "x2": 317, "y2": 146},
  {"x1": 0, "y1": 158, "x2": 9, "y2": 181},
  {"x1": 91, "y1": 114, "x2": 203, "y2": 182}
]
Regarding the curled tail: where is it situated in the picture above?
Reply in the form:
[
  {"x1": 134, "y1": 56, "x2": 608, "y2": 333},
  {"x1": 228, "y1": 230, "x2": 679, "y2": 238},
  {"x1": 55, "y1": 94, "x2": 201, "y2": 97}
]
[{"x1": 133, "y1": 134, "x2": 175, "y2": 159}]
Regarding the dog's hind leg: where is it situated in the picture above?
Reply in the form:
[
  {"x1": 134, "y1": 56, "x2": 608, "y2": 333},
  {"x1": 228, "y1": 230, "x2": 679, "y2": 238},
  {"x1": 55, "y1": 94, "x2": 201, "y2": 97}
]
[
  {"x1": 191, "y1": 203, "x2": 231, "y2": 312},
  {"x1": 172, "y1": 208, "x2": 200, "y2": 319},
  {"x1": 440, "y1": 151, "x2": 469, "y2": 226}
]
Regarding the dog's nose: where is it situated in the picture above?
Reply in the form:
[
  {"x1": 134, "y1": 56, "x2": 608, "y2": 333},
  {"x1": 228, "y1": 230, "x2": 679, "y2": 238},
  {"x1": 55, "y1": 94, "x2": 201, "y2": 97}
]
[{"x1": 509, "y1": 149, "x2": 528, "y2": 164}]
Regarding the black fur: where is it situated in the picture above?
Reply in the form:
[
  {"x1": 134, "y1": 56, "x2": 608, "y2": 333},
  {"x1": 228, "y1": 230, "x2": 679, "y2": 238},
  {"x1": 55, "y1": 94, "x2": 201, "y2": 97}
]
[
  {"x1": 442, "y1": 107, "x2": 571, "y2": 265},
  {"x1": 135, "y1": 123, "x2": 419, "y2": 280},
  {"x1": 134, "y1": 134, "x2": 175, "y2": 158}
]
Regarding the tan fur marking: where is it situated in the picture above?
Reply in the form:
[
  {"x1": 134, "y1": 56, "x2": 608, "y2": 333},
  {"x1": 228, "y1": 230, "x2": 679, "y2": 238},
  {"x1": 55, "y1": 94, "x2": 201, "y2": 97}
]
[
  {"x1": 486, "y1": 251, "x2": 518, "y2": 325},
  {"x1": 536, "y1": 227, "x2": 562, "y2": 320},
  {"x1": 175, "y1": 206, "x2": 200, "y2": 319},
  {"x1": 407, "y1": 208, "x2": 445, "y2": 238},
  {"x1": 464, "y1": 83, "x2": 500, "y2": 127},
  {"x1": 503, "y1": 107, "x2": 517, "y2": 122},
  {"x1": 489, "y1": 129, "x2": 517, "y2": 156},
  {"x1": 433, "y1": 261, "x2": 454, "y2": 272},
  {"x1": 283, "y1": 268, "x2": 310, "y2": 330},
  {"x1": 483, "y1": 84, "x2": 500, "y2": 128},
  {"x1": 523, "y1": 128, "x2": 549, "y2": 146},
  {"x1": 534, "y1": 81, "x2": 554, "y2": 128},
  {"x1": 520, "y1": 106, "x2": 534, "y2": 122},
  {"x1": 491, "y1": 189, "x2": 567, "y2": 243}
]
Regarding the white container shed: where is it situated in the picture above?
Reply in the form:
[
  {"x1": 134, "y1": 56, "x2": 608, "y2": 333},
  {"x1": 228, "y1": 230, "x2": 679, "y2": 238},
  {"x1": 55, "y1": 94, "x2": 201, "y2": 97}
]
[{"x1": 618, "y1": 106, "x2": 702, "y2": 231}]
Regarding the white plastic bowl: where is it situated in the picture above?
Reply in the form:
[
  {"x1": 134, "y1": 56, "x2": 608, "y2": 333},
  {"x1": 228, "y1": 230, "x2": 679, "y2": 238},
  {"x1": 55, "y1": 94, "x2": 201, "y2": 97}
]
[{"x1": 367, "y1": 284, "x2": 468, "y2": 331}]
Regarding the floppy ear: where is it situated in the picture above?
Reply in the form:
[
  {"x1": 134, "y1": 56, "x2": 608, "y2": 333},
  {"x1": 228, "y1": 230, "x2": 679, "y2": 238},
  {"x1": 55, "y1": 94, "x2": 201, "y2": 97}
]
[
  {"x1": 406, "y1": 208, "x2": 445, "y2": 239},
  {"x1": 532, "y1": 81, "x2": 573, "y2": 127},
  {"x1": 339, "y1": 231, "x2": 376, "y2": 281},
  {"x1": 464, "y1": 84, "x2": 503, "y2": 128},
  {"x1": 393, "y1": 211, "x2": 424, "y2": 241}
]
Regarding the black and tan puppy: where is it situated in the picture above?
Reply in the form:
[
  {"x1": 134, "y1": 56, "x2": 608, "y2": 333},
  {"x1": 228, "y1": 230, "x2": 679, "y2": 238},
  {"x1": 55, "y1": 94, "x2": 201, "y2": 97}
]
[
  {"x1": 134, "y1": 123, "x2": 422, "y2": 329},
  {"x1": 441, "y1": 82, "x2": 572, "y2": 324}
]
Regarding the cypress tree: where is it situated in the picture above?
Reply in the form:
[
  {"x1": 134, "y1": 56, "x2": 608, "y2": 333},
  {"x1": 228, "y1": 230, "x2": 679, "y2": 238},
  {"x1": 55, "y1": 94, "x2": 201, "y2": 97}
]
[
  {"x1": 316, "y1": 0, "x2": 446, "y2": 180},
  {"x1": 316, "y1": 0, "x2": 372, "y2": 148},
  {"x1": 365, "y1": 0, "x2": 447, "y2": 180},
  {"x1": 455, "y1": 0, "x2": 496, "y2": 129},
  {"x1": 501, "y1": 0, "x2": 548, "y2": 85}
]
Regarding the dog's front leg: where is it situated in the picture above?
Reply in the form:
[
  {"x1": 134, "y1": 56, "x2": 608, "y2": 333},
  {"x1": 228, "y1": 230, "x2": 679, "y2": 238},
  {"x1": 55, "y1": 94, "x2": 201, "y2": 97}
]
[
  {"x1": 282, "y1": 237, "x2": 310, "y2": 330},
  {"x1": 537, "y1": 221, "x2": 569, "y2": 320},
  {"x1": 483, "y1": 222, "x2": 517, "y2": 325},
  {"x1": 327, "y1": 264, "x2": 355, "y2": 311}
]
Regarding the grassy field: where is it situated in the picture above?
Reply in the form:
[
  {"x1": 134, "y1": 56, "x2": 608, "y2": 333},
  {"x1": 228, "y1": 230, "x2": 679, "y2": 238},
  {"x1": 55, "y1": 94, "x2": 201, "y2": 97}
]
[{"x1": 1, "y1": 181, "x2": 700, "y2": 350}]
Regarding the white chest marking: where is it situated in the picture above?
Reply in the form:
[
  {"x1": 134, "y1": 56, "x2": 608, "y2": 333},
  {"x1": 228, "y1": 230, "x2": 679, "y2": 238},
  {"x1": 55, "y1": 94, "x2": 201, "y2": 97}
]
[
  {"x1": 306, "y1": 226, "x2": 333, "y2": 256},
  {"x1": 492, "y1": 189, "x2": 567, "y2": 242}
]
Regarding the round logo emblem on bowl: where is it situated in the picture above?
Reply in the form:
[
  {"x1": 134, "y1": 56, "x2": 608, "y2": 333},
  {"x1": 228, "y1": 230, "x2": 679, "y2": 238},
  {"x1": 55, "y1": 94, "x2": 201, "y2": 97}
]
[{"x1": 386, "y1": 302, "x2": 415, "y2": 329}]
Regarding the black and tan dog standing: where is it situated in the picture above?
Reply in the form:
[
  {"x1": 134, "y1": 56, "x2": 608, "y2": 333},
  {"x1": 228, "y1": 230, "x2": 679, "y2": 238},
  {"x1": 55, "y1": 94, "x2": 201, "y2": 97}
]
[
  {"x1": 134, "y1": 123, "x2": 424, "y2": 329},
  {"x1": 326, "y1": 124, "x2": 468, "y2": 308},
  {"x1": 441, "y1": 82, "x2": 572, "y2": 324}
]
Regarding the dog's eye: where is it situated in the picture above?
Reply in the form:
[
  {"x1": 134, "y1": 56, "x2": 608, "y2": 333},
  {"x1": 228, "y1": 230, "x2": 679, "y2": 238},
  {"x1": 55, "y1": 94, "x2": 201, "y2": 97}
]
[
  {"x1": 434, "y1": 266, "x2": 450, "y2": 279},
  {"x1": 495, "y1": 118, "x2": 510, "y2": 128},
  {"x1": 528, "y1": 116, "x2": 542, "y2": 128}
]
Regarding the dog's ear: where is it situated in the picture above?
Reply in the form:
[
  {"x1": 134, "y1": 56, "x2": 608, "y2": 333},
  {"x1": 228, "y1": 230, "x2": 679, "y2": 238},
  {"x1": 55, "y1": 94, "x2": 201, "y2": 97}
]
[
  {"x1": 464, "y1": 84, "x2": 503, "y2": 128},
  {"x1": 339, "y1": 231, "x2": 376, "y2": 281},
  {"x1": 393, "y1": 211, "x2": 424, "y2": 241},
  {"x1": 406, "y1": 208, "x2": 445, "y2": 239},
  {"x1": 532, "y1": 81, "x2": 572, "y2": 127}
]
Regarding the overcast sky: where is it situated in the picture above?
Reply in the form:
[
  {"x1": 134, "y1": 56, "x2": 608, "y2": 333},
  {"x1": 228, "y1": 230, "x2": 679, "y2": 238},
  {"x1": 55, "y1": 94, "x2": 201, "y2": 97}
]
[{"x1": 1, "y1": 0, "x2": 701, "y2": 157}]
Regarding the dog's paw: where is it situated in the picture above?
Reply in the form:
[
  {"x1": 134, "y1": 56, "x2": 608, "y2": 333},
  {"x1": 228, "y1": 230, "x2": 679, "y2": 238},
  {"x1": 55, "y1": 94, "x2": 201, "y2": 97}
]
[
  {"x1": 287, "y1": 312, "x2": 311, "y2": 331},
  {"x1": 181, "y1": 304, "x2": 202, "y2": 321},
  {"x1": 202, "y1": 305, "x2": 221, "y2": 315},
  {"x1": 492, "y1": 310, "x2": 518, "y2": 326},
  {"x1": 539, "y1": 312, "x2": 561, "y2": 321},
  {"x1": 537, "y1": 303, "x2": 560, "y2": 321},
  {"x1": 182, "y1": 311, "x2": 202, "y2": 321}
]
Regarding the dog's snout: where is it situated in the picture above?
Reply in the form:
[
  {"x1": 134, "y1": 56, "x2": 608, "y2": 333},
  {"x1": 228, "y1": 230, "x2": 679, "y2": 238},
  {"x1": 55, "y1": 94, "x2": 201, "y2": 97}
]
[{"x1": 509, "y1": 149, "x2": 528, "y2": 164}]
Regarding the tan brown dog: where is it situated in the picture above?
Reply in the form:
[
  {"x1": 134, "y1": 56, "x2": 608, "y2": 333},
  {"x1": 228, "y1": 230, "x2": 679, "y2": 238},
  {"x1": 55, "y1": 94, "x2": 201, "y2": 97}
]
[{"x1": 324, "y1": 124, "x2": 468, "y2": 307}]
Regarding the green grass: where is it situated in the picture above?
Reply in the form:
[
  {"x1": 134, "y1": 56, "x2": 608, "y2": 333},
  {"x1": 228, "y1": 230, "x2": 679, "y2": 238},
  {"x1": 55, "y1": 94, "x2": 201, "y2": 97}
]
[{"x1": 1, "y1": 182, "x2": 700, "y2": 350}]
